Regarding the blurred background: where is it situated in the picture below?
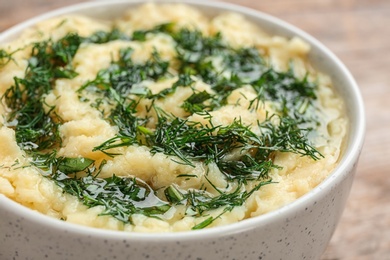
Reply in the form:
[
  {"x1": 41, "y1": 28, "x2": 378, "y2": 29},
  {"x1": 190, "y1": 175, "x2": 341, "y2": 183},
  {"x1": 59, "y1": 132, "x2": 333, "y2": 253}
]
[{"x1": 1, "y1": 0, "x2": 389, "y2": 259}]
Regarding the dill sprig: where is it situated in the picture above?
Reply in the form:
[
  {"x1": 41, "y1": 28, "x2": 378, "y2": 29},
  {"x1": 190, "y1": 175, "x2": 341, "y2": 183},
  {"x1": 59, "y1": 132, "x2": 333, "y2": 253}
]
[
  {"x1": 1, "y1": 33, "x2": 82, "y2": 151},
  {"x1": 171, "y1": 29, "x2": 267, "y2": 109},
  {"x1": 165, "y1": 179, "x2": 273, "y2": 229},
  {"x1": 131, "y1": 23, "x2": 174, "y2": 42},
  {"x1": 31, "y1": 152, "x2": 170, "y2": 223},
  {"x1": 187, "y1": 181, "x2": 270, "y2": 216},
  {"x1": 54, "y1": 171, "x2": 170, "y2": 223},
  {"x1": 251, "y1": 67, "x2": 318, "y2": 125},
  {"x1": 0, "y1": 49, "x2": 19, "y2": 66},
  {"x1": 82, "y1": 28, "x2": 130, "y2": 44},
  {"x1": 78, "y1": 47, "x2": 170, "y2": 97},
  {"x1": 257, "y1": 115, "x2": 322, "y2": 159},
  {"x1": 64, "y1": 174, "x2": 170, "y2": 223},
  {"x1": 92, "y1": 89, "x2": 151, "y2": 156},
  {"x1": 181, "y1": 90, "x2": 211, "y2": 113}
]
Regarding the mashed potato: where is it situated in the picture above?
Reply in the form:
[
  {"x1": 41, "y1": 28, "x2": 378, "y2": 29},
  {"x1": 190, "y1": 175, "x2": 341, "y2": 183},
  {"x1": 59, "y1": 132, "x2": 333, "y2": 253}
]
[{"x1": 0, "y1": 3, "x2": 347, "y2": 232}]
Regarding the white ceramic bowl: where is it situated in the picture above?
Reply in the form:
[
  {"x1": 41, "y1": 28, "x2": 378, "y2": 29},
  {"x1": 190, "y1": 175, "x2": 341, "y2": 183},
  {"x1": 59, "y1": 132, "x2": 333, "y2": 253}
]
[{"x1": 0, "y1": 1, "x2": 365, "y2": 259}]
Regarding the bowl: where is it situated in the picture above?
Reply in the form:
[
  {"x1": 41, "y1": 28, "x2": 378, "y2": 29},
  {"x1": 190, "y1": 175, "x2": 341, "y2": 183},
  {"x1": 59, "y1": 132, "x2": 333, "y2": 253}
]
[{"x1": 0, "y1": 0, "x2": 365, "y2": 259}]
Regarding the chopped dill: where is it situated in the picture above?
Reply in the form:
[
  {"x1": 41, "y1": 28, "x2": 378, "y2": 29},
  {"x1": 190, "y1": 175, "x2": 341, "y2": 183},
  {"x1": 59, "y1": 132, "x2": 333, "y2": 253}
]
[
  {"x1": 181, "y1": 90, "x2": 211, "y2": 113},
  {"x1": 0, "y1": 49, "x2": 18, "y2": 66},
  {"x1": 131, "y1": 23, "x2": 174, "y2": 42},
  {"x1": 1, "y1": 20, "x2": 324, "y2": 229},
  {"x1": 83, "y1": 28, "x2": 130, "y2": 44},
  {"x1": 56, "y1": 174, "x2": 170, "y2": 223},
  {"x1": 78, "y1": 47, "x2": 170, "y2": 97},
  {"x1": 31, "y1": 152, "x2": 170, "y2": 223},
  {"x1": 0, "y1": 33, "x2": 82, "y2": 151}
]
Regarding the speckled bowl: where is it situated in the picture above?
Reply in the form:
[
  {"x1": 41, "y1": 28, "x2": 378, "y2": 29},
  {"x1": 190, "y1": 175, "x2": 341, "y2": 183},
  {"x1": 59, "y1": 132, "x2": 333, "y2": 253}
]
[{"x1": 0, "y1": 1, "x2": 365, "y2": 259}]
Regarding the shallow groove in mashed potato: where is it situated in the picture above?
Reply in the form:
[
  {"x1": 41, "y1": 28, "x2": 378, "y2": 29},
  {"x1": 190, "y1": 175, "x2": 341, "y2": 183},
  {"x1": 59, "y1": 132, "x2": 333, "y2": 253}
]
[{"x1": 0, "y1": 3, "x2": 347, "y2": 232}]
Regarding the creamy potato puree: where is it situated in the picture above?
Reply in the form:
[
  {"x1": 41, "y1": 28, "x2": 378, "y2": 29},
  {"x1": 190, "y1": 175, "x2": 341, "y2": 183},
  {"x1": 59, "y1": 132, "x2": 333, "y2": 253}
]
[{"x1": 0, "y1": 3, "x2": 347, "y2": 232}]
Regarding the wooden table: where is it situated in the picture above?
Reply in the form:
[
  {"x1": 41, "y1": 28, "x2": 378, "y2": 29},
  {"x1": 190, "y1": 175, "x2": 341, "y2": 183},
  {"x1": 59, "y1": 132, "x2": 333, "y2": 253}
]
[{"x1": 1, "y1": 0, "x2": 389, "y2": 259}]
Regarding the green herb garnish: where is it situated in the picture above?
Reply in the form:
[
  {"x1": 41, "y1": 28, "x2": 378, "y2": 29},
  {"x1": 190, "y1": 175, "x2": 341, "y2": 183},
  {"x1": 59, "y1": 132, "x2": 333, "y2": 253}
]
[
  {"x1": 1, "y1": 20, "x2": 324, "y2": 229},
  {"x1": 0, "y1": 49, "x2": 18, "y2": 66},
  {"x1": 0, "y1": 34, "x2": 82, "y2": 151},
  {"x1": 79, "y1": 47, "x2": 169, "y2": 97},
  {"x1": 57, "y1": 174, "x2": 170, "y2": 223}
]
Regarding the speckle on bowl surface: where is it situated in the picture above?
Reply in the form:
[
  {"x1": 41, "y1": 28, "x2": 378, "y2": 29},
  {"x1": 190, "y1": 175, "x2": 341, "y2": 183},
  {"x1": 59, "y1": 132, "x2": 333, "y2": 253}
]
[{"x1": 0, "y1": 1, "x2": 364, "y2": 259}]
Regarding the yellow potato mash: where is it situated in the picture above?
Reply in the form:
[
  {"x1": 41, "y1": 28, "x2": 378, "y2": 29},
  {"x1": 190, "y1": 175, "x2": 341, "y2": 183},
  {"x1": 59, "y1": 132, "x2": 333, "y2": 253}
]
[{"x1": 0, "y1": 3, "x2": 347, "y2": 232}]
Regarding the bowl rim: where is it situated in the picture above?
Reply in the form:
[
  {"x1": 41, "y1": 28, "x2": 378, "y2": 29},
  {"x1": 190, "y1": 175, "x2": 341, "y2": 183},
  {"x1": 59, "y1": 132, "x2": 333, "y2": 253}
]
[{"x1": 0, "y1": 0, "x2": 365, "y2": 240}]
